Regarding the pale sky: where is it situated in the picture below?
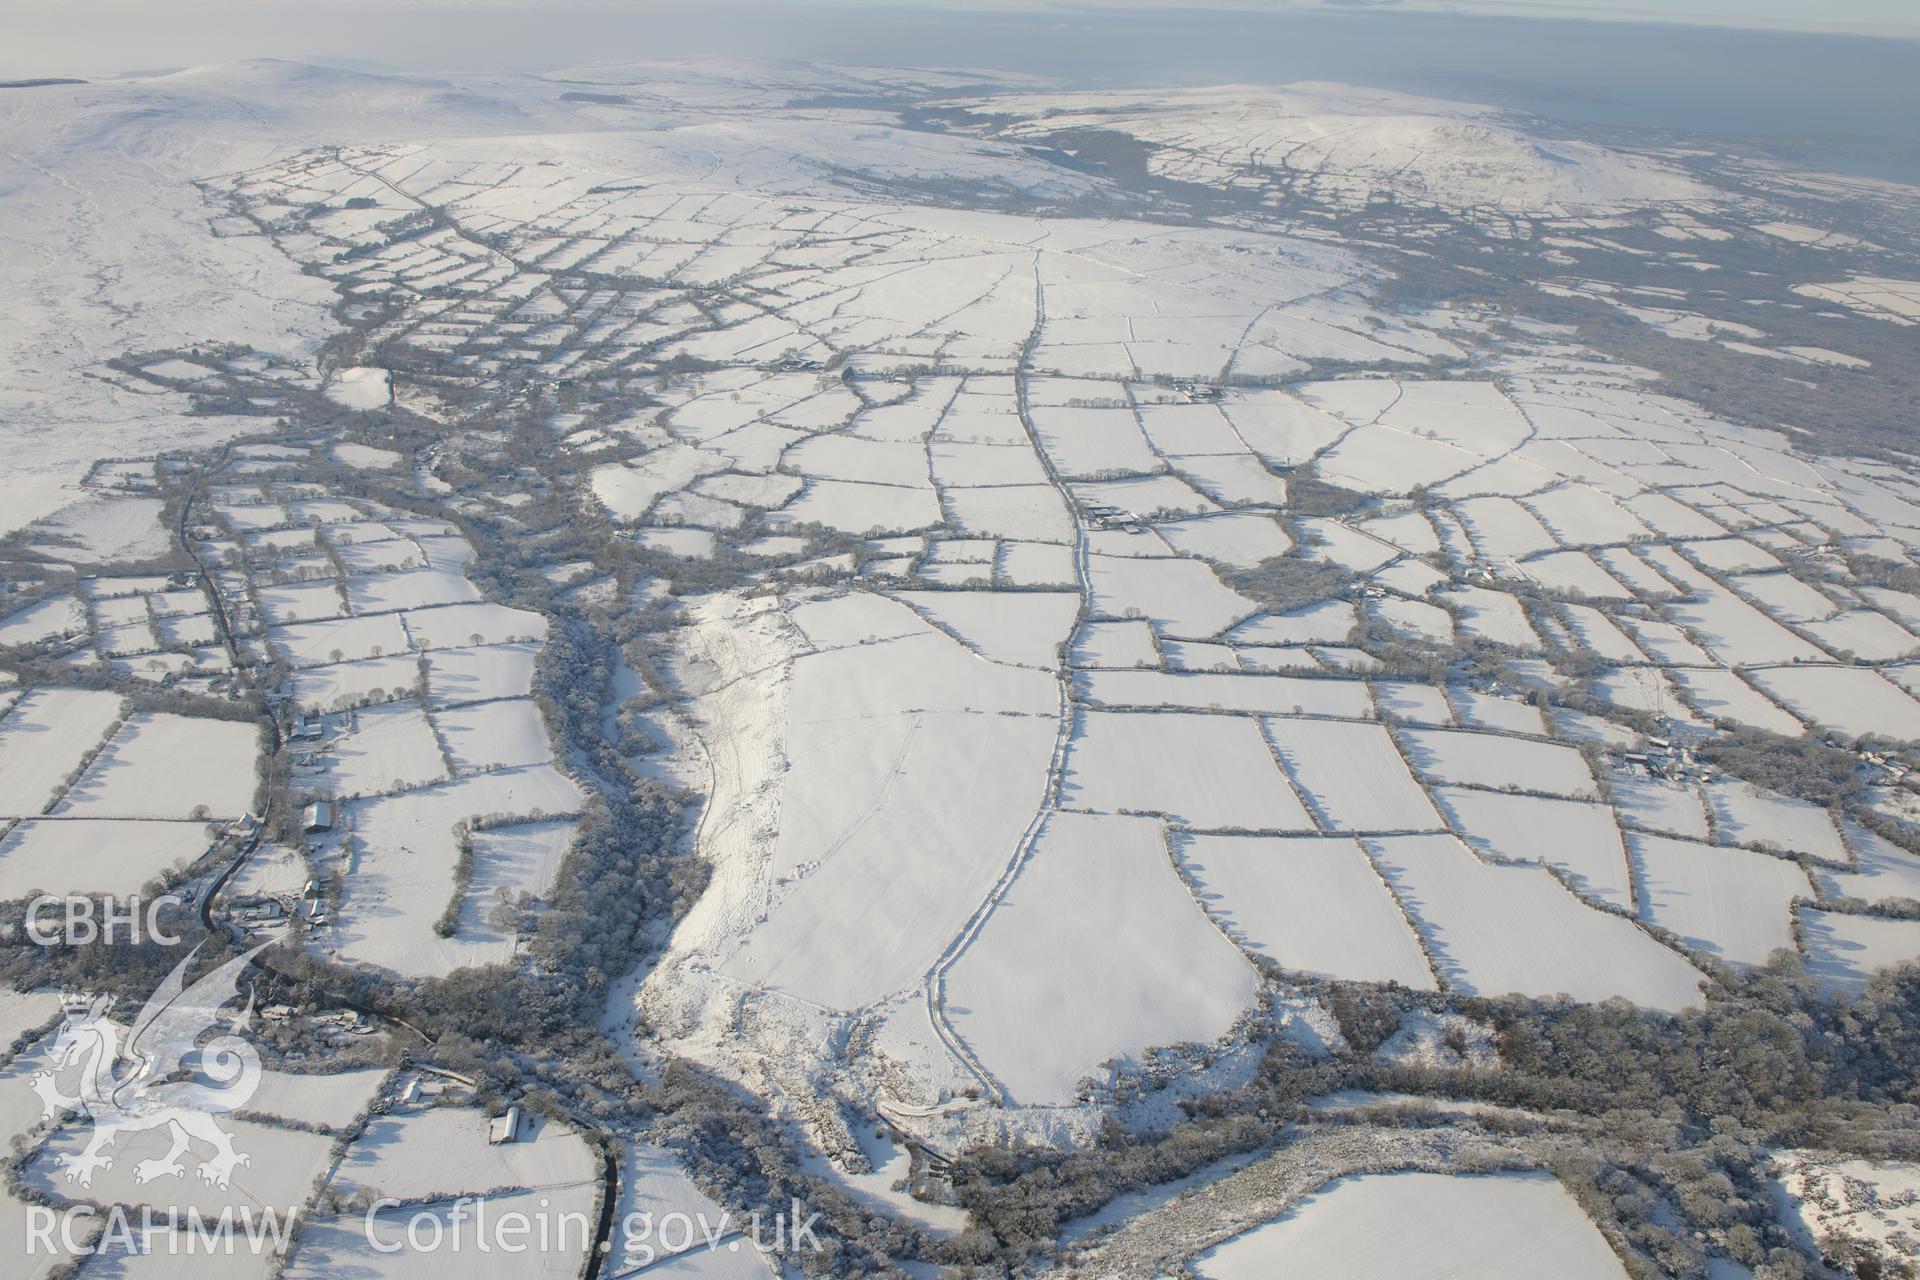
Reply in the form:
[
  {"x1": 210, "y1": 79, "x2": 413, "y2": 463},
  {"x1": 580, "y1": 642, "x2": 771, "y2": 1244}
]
[
  {"x1": 1284, "y1": 0, "x2": 1916, "y2": 38},
  {"x1": 6, "y1": 0, "x2": 1915, "y2": 85},
  {"x1": 9, "y1": 0, "x2": 1917, "y2": 49},
  {"x1": 774, "y1": 0, "x2": 1916, "y2": 39}
]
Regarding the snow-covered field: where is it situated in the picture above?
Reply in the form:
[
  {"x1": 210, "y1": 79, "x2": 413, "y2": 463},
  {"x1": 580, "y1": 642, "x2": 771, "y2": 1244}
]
[
  {"x1": 1062, "y1": 711, "x2": 1313, "y2": 830},
  {"x1": 1630, "y1": 835, "x2": 1813, "y2": 966},
  {"x1": 946, "y1": 812, "x2": 1258, "y2": 1105},
  {"x1": 323, "y1": 765, "x2": 582, "y2": 977},
  {"x1": 1799, "y1": 910, "x2": 1920, "y2": 994},
  {"x1": 0, "y1": 689, "x2": 123, "y2": 817},
  {"x1": 245, "y1": 1067, "x2": 389, "y2": 1129},
  {"x1": 1370, "y1": 834, "x2": 1704, "y2": 1008},
  {"x1": 1180, "y1": 833, "x2": 1435, "y2": 987},
  {"x1": 435, "y1": 698, "x2": 553, "y2": 773},
  {"x1": 1705, "y1": 781, "x2": 1847, "y2": 861},
  {"x1": 1435, "y1": 788, "x2": 1633, "y2": 908},
  {"x1": 322, "y1": 701, "x2": 449, "y2": 796},
  {"x1": 0, "y1": 819, "x2": 213, "y2": 898},
  {"x1": 1396, "y1": 728, "x2": 1596, "y2": 798},
  {"x1": 1264, "y1": 718, "x2": 1441, "y2": 832},
  {"x1": 50, "y1": 713, "x2": 258, "y2": 819},
  {"x1": 287, "y1": 1192, "x2": 592, "y2": 1280},
  {"x1": 29, "y1": 1115, "x2": 334, "y2": 1219},
  {"x1": 1192, "y1": 1170, "x2": 1629, "y2": 1280},
  {"x1": 332, "y1": 1106, "x2": 597, "y2": 1200},
  {"x1": 1793, "y1": 276, "x2": 1920, "y2": 325}
]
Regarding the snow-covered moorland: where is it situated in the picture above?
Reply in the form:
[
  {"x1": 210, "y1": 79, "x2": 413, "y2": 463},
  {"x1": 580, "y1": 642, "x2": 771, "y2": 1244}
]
[{"x1": 4, "y1": 52, "x2": 1920, "y2": 1279}]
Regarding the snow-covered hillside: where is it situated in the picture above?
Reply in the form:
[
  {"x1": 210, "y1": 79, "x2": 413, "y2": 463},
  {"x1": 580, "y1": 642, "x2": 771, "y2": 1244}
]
[{"x1": 3, "y1": 55, "x2": 1919, "y2": 1279}]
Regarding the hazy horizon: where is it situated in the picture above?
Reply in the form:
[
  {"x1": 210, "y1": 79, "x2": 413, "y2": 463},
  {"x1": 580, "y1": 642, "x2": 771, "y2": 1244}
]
[{"x1": 12, "y1": 3, "x2": 1920, "y2": 184}]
